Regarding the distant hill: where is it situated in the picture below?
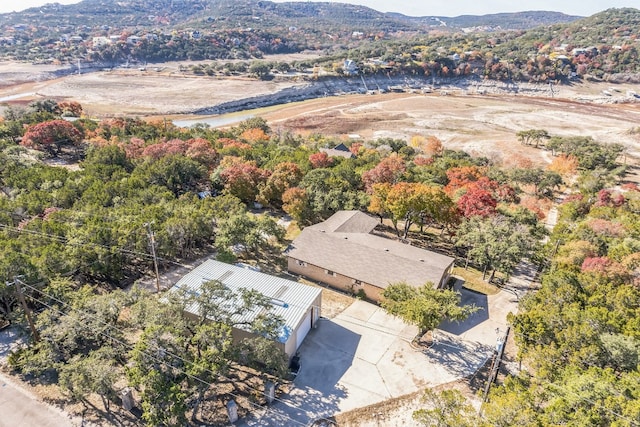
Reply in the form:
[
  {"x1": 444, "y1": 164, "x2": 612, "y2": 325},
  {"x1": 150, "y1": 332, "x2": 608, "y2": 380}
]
[
  {"x1": 0, "y1": 0, "x2": 579, "y2": 32},
  {"x1": 520, "y1": 7, "x2": 640, "y2": 45},
  {"x1": 0, "y1": 1, "x2": 638, "y2": 84},
  {"x1": 389, "y1": 10, "x2": 582, "y2": 30}
]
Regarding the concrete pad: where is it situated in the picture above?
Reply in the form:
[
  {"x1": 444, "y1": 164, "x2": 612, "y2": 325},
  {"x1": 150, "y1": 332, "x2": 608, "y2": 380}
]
[
  {"x1": 240, "y1": 287, "x2": 521, "y2": 426},
  {"x1": 339, "y1": 299, "x2": 378, "y2": 322},
  {"x1": 240, "y1": 302, "x2": 491, "y2": 426},
  {"x1": 439, "y1": 288, "x2": 513, "y2": 348}
]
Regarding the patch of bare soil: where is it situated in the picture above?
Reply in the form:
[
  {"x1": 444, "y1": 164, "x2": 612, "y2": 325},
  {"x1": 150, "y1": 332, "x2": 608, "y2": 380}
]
[
  {"x1": 262, "y1": 90, "x2": 640, "y2": 164},
  {"x1": 3, "y1": 60, "x2": 640, "y2": 165},
  {"x1": 335, "y1": 379, "x2": 484, "y2": 427}
]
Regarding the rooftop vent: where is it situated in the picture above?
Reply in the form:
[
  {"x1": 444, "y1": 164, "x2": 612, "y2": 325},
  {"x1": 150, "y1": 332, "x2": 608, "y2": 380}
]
[{"x1": 271, "y1": 298, "x2": 289, "y2": 308}]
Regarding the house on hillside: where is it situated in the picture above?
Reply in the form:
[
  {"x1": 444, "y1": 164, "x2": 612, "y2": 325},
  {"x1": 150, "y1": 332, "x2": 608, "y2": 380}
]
[
  {"x1": 286, "y1": 211, "x2": 455, "y2": 302},
  {"x1": 168, "y1": 259, "x2": 322, "y2": 360},
  {"x1": 92, "y1": 36, "x2": 111, "y2": 47},
  {"x1": 319, "y1": 143, "x2": 356, "y2": 159},
  {"x1": 343, "y1": 59, "x2": 358, "y2": 75}
]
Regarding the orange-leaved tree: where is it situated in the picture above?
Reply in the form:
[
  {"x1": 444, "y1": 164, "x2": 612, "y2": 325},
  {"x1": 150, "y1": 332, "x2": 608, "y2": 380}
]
[{"x1": 21, "y1": 119, "x2": 84, "y2": 157}]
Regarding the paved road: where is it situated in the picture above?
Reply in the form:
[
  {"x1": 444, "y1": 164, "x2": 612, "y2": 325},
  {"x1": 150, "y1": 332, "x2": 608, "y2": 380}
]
[
  {"x1": 0, "y1": 327, "x2": 82, "y2": 427},
  {"x1": 0, "y1": 372, "x2": 74, "y2": 427}
]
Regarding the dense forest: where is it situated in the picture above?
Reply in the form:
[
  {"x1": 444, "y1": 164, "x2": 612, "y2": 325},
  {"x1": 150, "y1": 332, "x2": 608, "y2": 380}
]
[{"x1": 0, "y1": 92, "x2": 636, "y2": 424}]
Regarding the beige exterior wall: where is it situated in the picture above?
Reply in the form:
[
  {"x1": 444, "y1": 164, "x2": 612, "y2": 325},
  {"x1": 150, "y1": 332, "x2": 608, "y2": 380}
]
[
  {"x1": 288, "y1": 256, "x2": 452, "y2": 303},
  {"x1": 288, "y1": 257, "x2": 385, "y2": 302},
  {"x1": 231, "y1": 327, "x2": 285, "y2": 357}
]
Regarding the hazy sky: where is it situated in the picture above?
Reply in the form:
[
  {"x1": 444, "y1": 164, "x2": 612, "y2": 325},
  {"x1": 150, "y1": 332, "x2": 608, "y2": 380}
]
[{"x1": 0, "y1": 0, "x2": 637, "y2": 17}]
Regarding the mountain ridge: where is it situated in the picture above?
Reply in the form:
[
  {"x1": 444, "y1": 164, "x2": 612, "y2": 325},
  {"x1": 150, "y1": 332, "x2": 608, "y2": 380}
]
[{"x1": 0, "y1": 0, "x2": 580, "y2": 31}]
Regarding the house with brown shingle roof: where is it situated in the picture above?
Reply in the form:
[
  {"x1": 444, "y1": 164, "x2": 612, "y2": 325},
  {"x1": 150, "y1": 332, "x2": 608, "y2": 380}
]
[
  {"x1": 319, "y1": 143, "x2": 356, "y2": 159},
  {"x1": 286, "y1": 211, "x2": 455, "y2": 302}
]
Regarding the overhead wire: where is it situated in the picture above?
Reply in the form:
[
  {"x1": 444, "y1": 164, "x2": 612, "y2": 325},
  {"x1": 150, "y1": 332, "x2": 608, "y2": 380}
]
[
  {"x1": 5, "y1": 195, "x2": 636, "y2": 424},
  {"x1": 18, "y1": 280, "x2": 314, "y2": 425},
  {"x1": 22, "y1": 290, "x2": 307, "y2": 427},
  {"x1": 482, "y1": 320, "x2": 640, "y2": 426}
]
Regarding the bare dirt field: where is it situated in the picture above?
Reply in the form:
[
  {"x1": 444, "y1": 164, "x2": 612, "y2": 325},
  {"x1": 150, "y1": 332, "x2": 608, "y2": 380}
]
[
  {"x1": 259, "y1": 91, "x2": 640, "y2": 164},
  {"x1": 2, "y1": 59, "x2": 640, "y2": 165}
]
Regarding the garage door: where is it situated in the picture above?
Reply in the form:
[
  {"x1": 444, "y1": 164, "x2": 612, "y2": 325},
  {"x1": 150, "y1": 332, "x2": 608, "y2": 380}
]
[{"x1": 296, "y1": 310, "x2": 312, "y2": 350}]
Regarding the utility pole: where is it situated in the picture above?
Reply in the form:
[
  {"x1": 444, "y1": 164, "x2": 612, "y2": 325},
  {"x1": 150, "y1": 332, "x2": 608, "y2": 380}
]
[
  {"x1": 483, "y1": 326, "x2": 510, "y2": 402},
  {"x1": 12, "y1": 277, "x2": 39, "y2": 342},
  {"x1": 145, "y1": 222, "x2": 161, "y2": 293}
]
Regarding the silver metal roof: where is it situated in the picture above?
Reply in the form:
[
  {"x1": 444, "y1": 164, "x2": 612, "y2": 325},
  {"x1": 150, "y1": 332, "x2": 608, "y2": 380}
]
[{"x1": 168, "y1": 259, "x2": 321, "y2": 343}]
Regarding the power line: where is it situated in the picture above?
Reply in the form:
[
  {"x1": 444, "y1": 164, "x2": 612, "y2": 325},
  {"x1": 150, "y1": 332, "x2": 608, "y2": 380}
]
[
  {"x1": 25, "y1": 291, "x2": 307, "y2": 426},
  {"x1": 0, "y1": 215, "x2": 209, "y2": 271},
  {"x1": 483, "y1": 326, "x2": 640, "y2": 426},
  {"x1": 19, "y1": 280, "x2": 313, "y2": 425},
  {"x1": 7, "y1": 205, "x2": 634, "y2": 423},
  {"x1": 0, "y1": 222, "x2": 157, "y2": 262}
]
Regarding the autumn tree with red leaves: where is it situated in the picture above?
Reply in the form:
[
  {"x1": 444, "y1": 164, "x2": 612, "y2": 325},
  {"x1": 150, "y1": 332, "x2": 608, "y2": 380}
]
[
  {"x1": 308, "y1": 151, "x2": 334, "y2": 169},
  {"x1": 362, "y1": 154, "x2": 407, "y2": 192},
  {"x1": 581, "y1": 256, "x2": 629, "y2": 286},
  {"x1": 259, "y1": 162, "x2": 303, "y2": 207},
  {"x1": 140, "y1": 138, "x2": 217, "y2": 168},
  {"x1": 21, "y1": 119, "x2": 84, "y2": 157},
  {"x1": 219, "y1": 160, "x2": 270, "y2": 202},
  {"x1": 57, "y1": 101, "x2": 83, "y2": 118},
  {"x1": 444, "y1": 166, "x2": 485, "y2": 195},
  {"x1": 456, "y1": 187, "x2": 497, "y2": 218}
]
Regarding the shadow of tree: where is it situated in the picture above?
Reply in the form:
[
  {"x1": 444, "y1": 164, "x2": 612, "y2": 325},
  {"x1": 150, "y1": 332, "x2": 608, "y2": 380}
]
[
  {"x1": 438, "y1": 289, "x2": 489, "y2": 336},
  {"x1": 424, "y1": 332, "x2": 492, "y2": 378},
  {"x1": 237, "y1": 320, "x2": 359, "y2": 425}
]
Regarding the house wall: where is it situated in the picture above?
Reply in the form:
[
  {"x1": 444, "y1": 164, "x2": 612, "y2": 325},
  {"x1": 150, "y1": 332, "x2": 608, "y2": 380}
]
[
  {"x1": 231, "y1": 327, "x2": 287, "y2": 357},
  {"x1": 183, "y1": 310, "x2": 297, "y2": 360},
  {"x1": 288, "y1": 257, "x2": 384, "y2": 302},
  {"x1": 288, "y1": 256, "x2": 453, "y2": 302}
]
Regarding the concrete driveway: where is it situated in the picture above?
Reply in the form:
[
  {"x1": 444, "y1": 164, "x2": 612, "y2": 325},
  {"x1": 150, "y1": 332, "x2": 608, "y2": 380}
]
[{"x1": 241, "y1": 283, "x2": 517, "y2": 426}]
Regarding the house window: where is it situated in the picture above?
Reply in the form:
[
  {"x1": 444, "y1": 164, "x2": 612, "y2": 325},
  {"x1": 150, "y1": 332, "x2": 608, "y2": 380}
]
[
  {"x1": 325, "y1": 270, "x2": 336, "y2": 276},
  {"x1": 352, "y1": 279, "x2": 362, "y2": 285},
  {"x1": 296, "y1": 260, "x2": 307, "y2": 267}
]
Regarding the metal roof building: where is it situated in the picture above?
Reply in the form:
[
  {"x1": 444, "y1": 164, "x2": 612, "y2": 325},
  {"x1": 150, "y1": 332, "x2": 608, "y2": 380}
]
[{"x1": 168, "y1": 259, "x2": 322, "y2": 359}]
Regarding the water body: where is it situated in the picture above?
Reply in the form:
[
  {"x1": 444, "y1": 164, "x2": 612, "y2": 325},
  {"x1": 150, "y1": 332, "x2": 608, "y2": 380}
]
[{"x1": 0, "y1": 92, "x2": 35, "y2": 102}]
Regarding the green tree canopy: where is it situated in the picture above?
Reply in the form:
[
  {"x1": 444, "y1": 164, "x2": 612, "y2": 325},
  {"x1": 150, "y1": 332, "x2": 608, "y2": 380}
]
[{"x1": 382, "y1": 282, "x2": 478, "y2": 338}]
